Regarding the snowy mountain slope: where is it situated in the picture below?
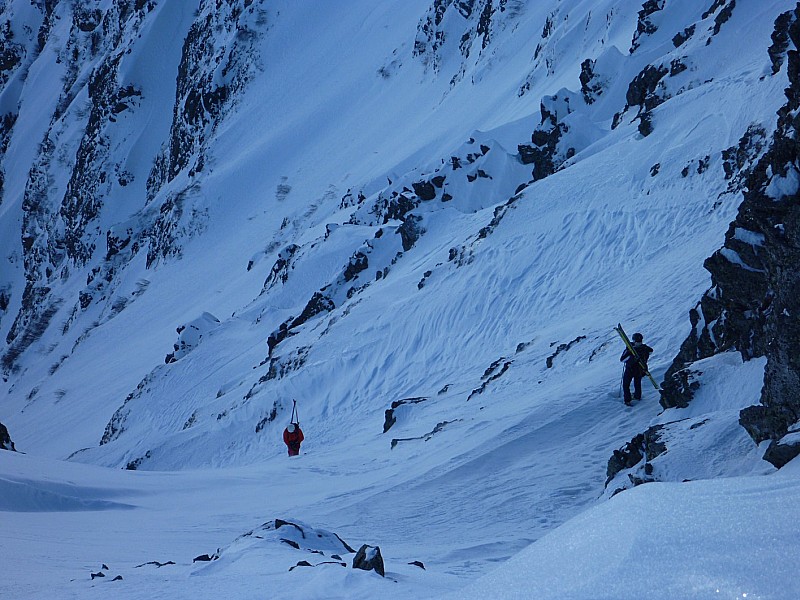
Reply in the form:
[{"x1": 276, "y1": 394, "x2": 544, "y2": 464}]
[
  {"x1": 457, "y1": 460, "x2": 800, "y2": 600},
  {"x1": 2, "y1": 1, "x2": 800, "y2": 598}
]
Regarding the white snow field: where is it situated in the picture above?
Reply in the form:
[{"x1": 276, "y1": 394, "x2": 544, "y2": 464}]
[{"x1": 1, "y1": 0, "x2": 799, "y2": 598}]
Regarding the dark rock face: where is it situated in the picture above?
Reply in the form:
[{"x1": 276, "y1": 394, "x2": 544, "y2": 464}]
[
  {"x1": 0, "y1": 421, "x2": 16, "y2": 451},
  {"x1": 100, "y1": 371, "x2": 157, "y2": 446},
  {"x1": 343, "y1": 252, "x2": 369, "y2": 282},
  {"x1": 63, "y1": 58, "x2": 143, "y2": 268},
  {"x1": 272, "y1": 518, "x2": 356, "y2": 554},
  {"x1": 0, "y1": 112, "x2": 17, "y2": 201},
  {"x1": 6, "y1": 3, "x2": 158, "y2": 376},
  {"x1": 260, "y1": 183, "x2": 426, "y2": 359},
  {"x1": 660, "y1": 362, "x2": 702, "y2": 409},
  {"x1": 262, "y1": 245, "x2": 301, "y2": 291},
  {"x1": 0, "y1": 25, "x2": 23, "y2": 80},
  {"x1": 620, "y1": 63, "x2": 668, "y2": 136},
  {"x1": 164, "y1": 0, "x2": 263, "y2": 183},
  {"x1": 706, "y1": 0, "x2": 737, "y2": 39},
  {"x1": 135, "y1": 560, "x2": 175, "y2": 568},
  {"x1": 383, "y1": 397, "x2": 428, "y2": 433},
  {"x1": 579, "y1": 58, "x2": 602, "y2": 104},
  {"x1": 3, "y1": 289, "x2": 62, "y2": 374},
  {"x1": 266, "y1": 322, "x2": 292, "y2": 356},
  {"x1": 291, "y1": 292, "x2": 335, "y2": 329},
  {"x1": 259, "y1": 347, "x2": 308, "y2": 384},
  {"x1": 546, "y1": 336, "x2": 586, "y2": 369},
  {"x1": 352, "y1": 544, "x2": 385, "y2": 577},
  {"x1": 739, "y1": 404, "x2": 796, "y2": 447},
  {"x1": 2, "y1": 0, "x2": 268, "y2": 375},
  {"x1": 762, "y1": 436, "x2": 800, "y2": 469},
  {"x1": 606, "y1": 424, "x2": 666, "y2": 487},
  {"x1": 660, "y1": 304, "x2": 716, "y2": 409},
  {"x1": 412, "y1": 180, "x2": 437, "y2": 201},
  {"x1": 468, "y1": 356, "x2": 513, "y2": 400},
  {"x1": 125, "y1": 450, "x2": 152, "y2": 470},
  {"x1": 518, "y1": 127, "x2": 563, "y2": 181},
  {"x1": 769, "y1": 10, "x2": 797, "y2": 75},
  {"x1": 518, "y1": 92, "x2": 575, "y2": 180},
  {"x1": 193, "y1": 554, "x2": 217, "y2": 562},
  {"x1": 630, "y1": 0, "x2": 665, "y2": 53},
  {"x1": 662, "y1": 8, "x2": 800, "y2": 468},
  {"x1": 626, "y1": 64, "x2": 668, "y2": 109},
  {"x1": 254, "y1": 401, "x2": 279, "y2": 433},
  {"x1": 412, "y1": 0, "x2": 510, "y2": 80},
  {"x1": 672, "y1": 25, "x2": 696, "y2": 48},
  {"x1": 721, "y1": 125, "x2": 769, "y2": 186},
  {"x1": 397, "y1": 215, "x2": 424, "y2": 251}
]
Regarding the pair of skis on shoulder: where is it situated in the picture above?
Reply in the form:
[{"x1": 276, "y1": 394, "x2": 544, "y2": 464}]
[{"x1": 613, "y1": 323, "x2": 660, "y2": 391}]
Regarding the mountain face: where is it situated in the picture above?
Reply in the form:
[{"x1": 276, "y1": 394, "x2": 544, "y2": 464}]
[
  {"x1": 1, "y1": 0, "x2": 800, "y2": 596},
  {"x1": 661, "y1": 5, "x2": 800, "y2": 468}
]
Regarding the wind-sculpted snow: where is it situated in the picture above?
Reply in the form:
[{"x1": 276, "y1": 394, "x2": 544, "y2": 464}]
[
  {"x1": 2, "y1": 1, "x2": 800, "y2": 598},
  {"x1": 0, "y1": 475, "x2": 135, "y2": 512},
  {"x1": 2, "y1": 0, "x2": 791, "y2": 479}
]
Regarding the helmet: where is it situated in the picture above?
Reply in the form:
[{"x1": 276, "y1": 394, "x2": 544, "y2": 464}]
[
  {"x1": 632, "y1": 332, "x2": 643, "y2": 342},
  {"x1": 287, "y1": 423, "x2": 296, "y2": 433}
]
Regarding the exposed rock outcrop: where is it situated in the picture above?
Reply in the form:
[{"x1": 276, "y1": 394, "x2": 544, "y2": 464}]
[
  {"x1": 383, "y1": 397, "x2": 429, "y2": 433},
  {"x1": 0, "y1": 421, "x2": 16, "y2": 451},
  {"x1": 391, "y1": 420, "x2": 458, "y2": 449},
  {"x1": 163, "y1": 0, "x2": 265, "y2": 184},
  {"x1": 704, "y1": 0, "x2": 737, "y2": 42},
  {"x1": 546, "y1": 336, "x2": 586, "y2": 369},
  {"x1": 468, "y1": 356, "x2": 512, "y2": 400},
  {"x1": 353, "y1": 544, "x2": 385, "y2": 577},
  {"x1": 661, "y1": 7, "x2": 800, "y2": 468},
  {"x1": 613, "y1": 63, "x2": 668, "y2": 136},
  {"x1": 518, "y1": 90, "x2": 578, "y2": 180},
  {"x1": 412, "y1": 0, "x2": 514, "y2": 83},
  {"x1": 630, "y1": 0, "x2": 665, "y2": 53},
  {"x1": 2, "y1": 0, "x2": 266, "y2": 375},
  {"x1": 606, "y1": 424, "x2": 666, "y2": 490}
]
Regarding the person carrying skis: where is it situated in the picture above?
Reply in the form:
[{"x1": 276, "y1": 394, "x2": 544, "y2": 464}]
[
  {"x1": 283, "y1": 422, "x2": 304, "y2": 456},
  {"x1": 620, "y1": 332, "x2": 653, "y2": 405}
]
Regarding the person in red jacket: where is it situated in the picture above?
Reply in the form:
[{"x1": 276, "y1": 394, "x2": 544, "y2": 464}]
[{"x1": 283, "y1": 422, "x2": 304, "y2": 456}]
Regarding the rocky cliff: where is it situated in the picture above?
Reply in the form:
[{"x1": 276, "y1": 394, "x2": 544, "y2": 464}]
[{"x1": 660, "y1": 5, "x2": 800, "y2": 469}]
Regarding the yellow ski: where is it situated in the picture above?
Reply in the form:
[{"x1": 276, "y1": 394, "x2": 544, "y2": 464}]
[{"x1": 614, "y1": 323, "x2": 660, "y2": 390}]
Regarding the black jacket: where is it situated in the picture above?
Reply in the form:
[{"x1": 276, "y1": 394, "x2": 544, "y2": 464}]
[{"x1": 620, "y1": 342, "x2": 653, "y2": 374}]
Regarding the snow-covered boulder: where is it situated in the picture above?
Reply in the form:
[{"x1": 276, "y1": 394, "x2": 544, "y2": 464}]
[
  {"x1": 164, "y1": 312, "x2": 220, "y2": 363},
  {"x1": 191, "y1": 518, "x2": 358, "y2": 576},
  {"x1": 352, "y1": 544, "x2": 385, "y2": 577}
]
